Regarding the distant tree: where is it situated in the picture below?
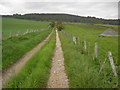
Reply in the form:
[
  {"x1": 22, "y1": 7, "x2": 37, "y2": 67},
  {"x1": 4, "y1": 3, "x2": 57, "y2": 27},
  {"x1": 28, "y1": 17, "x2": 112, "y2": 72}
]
[
  {"x1": 49, "y1": 21, "x2": 55, "y2": 28},
  {"x1": 13, "y1": 13, "x2": 21, "y2": 18},
  {"x1": 56, "y1": 22, "x2": 63, "y2": 31}
]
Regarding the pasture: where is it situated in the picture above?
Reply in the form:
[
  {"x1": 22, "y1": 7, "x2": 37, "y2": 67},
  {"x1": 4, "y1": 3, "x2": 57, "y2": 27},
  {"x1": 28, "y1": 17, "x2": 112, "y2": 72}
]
[
  {"x1": 2, "y1": 18, "x2": 49, "y2": 39},
  {"x1": 2, "y1": 18, "x2": 51, "y2": 69},
  {"x1": 59, "y1": 23, "x2": 119, "y2": 88},
  {"x1": 2, "y1": 17, "x2": 119, "y2": 88},
  {"x1": 63, "y1": 24, "x2": 118, "y2": 64},
  {"x1": 95, "y1": 24, "x2": 119, "y2": 31}
]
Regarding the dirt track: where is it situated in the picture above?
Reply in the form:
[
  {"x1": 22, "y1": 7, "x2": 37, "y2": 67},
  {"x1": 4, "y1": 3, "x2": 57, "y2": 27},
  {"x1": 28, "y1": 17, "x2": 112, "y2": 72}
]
[
  {"x1": 1, "y1": 30, "x2": 53, "y2": 88},
  {"x1": 47, "y1": 30, "x2": 69, "y2": 88}
]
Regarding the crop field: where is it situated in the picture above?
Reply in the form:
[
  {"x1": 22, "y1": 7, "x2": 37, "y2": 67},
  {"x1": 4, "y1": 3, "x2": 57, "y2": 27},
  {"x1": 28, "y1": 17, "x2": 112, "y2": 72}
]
[
  {"x1": 2, "y1": 18, "x2": 49, "y2": 39},
  {"x1": 2, "y1": 18, "x2": 51, "y2": 69},
  {"x1": 59, "y1": 24, "x2": 119, "y2": 88}
]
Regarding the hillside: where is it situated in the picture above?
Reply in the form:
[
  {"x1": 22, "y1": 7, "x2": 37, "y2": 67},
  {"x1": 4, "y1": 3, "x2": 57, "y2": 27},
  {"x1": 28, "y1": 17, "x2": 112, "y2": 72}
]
[{"x1": 3, "y1": 13, "x2": 119, "y2": 25}]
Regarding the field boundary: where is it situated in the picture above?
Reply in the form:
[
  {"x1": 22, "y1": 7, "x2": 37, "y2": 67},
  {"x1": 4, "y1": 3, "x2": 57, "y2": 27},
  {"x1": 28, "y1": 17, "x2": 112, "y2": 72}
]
[
  {"x1": 2, "y1": 26, "x2": 50, "y2": 40},
  {"x1": 62, "y1": 30, "x2": 118, "y2": 78},
  {"x1": 1, "y1": 29, "x2": 54, "y2": 87}
]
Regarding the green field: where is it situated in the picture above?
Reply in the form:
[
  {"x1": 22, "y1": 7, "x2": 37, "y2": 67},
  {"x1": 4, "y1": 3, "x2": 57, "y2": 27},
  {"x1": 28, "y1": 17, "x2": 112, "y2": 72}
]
[
  {"x1": 2, "y1": 18, "x2": 51, "y2": 69},
  {"x1": 2, "y1": 18, "x2": 49, "y2": 39},
  {"x1": 5, "y1": 30, "x2": 56, "y2": 88},
  {"x1": 95, "y1": 24, "x2": 119, "y2": 31},
  {"x1": 63, "y1": 24, "x2": 118, "y2": 64},
  {"x1": 59, "y1": 24, "x2": 119, "y2": 88},
  {"x1": 2, "y1": 17, "x2": 119, "y2": 88}
]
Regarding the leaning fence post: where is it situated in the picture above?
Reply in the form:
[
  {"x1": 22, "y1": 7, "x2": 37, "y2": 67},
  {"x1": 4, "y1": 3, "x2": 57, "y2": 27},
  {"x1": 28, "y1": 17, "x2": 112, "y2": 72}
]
[
  {"x1": 108, "y1": 51, "x2": 117, "y2": 77},
  {"x1": 94, "y1": 42, "x2": 98, "y2": 59},
  {"x1": 84, "y1": 40, "x2": 87, "y2": 52}
]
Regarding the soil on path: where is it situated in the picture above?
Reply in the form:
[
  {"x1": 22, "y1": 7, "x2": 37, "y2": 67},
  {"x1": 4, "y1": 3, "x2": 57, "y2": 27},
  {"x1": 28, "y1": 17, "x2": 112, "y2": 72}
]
[
  {"x1": 47, "y1": 30, "x2": 69, "y2": 88},
  {"x1": 1, "y1": 30, "x2": 53, "y2": 88}
]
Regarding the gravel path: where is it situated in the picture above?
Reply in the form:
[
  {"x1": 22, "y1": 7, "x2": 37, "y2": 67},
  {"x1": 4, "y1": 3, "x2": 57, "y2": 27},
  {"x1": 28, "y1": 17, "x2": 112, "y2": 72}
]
[
  {"x1": 47, "y1": 30, "x2": 69, "y2": 88},
  {"x1": 1, "y1": 30, "x2": 53, "y2": 88}
]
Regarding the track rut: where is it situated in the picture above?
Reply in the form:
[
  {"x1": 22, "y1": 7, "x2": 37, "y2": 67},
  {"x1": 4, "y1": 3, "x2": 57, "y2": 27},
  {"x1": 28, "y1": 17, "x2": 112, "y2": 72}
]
[{"x1": 1, "y1": 30, "x2": 53, "y2": 88}]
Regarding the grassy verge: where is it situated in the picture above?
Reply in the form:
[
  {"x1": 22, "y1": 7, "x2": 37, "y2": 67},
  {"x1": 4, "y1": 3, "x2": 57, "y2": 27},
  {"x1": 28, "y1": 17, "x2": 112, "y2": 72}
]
[
  {"x1": 4, "y1": 30, "x2": 56, "y2": 88},
  {"x1": 2, "y1": 29, "x2": 51, "y2": 69},
  {"x1": 59, "y1": 31, "x2": 118, "y2": 88}
]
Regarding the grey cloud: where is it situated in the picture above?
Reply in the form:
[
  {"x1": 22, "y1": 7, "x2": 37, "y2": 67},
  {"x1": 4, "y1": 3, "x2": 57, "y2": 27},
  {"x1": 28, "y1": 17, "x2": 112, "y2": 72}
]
[
  {"x1": 0, "y1": 1, "x2": 118, "y2": 19},
  {"x1": 0, "y1": 0, "x2": 119, "y2": 2}
]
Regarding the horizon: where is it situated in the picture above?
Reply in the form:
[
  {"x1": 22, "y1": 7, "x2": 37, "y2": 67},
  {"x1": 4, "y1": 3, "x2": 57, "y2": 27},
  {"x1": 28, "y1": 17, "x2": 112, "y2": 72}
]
[
  {"x1": 2, "y1": 13, "x2": 118, "y2": 20},
  {"x1": 0, "y1": 1, "x2": 118, "y2": 19}
]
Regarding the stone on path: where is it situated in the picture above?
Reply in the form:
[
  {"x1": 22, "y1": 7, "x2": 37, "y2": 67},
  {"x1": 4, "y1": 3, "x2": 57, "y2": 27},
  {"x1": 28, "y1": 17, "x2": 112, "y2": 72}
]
[{"x1": 47, "y1": 30, "x2": 69, "y2": 88}]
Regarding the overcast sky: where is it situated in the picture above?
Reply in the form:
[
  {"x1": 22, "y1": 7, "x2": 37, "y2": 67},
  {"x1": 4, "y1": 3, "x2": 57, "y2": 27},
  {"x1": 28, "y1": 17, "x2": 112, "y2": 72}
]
[{"x1": 0, "y1": 0, "x2": 119, "y2": 19}]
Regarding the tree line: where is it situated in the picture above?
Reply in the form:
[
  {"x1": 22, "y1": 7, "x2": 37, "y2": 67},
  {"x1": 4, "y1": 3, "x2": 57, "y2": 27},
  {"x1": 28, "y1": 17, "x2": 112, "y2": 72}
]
[{"x1": 2, "y1": 13, "x2": 119, "y2": 25}]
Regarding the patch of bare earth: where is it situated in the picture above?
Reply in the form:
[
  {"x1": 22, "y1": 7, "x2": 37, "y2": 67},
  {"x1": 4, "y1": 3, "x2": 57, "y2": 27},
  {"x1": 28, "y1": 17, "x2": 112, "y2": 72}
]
[
  {"x1": 47, "y1": 30, "x2": 69, "y2": 88},
  {"x1": 1, "y1": 30, "x2": 53, "y2": 88}
]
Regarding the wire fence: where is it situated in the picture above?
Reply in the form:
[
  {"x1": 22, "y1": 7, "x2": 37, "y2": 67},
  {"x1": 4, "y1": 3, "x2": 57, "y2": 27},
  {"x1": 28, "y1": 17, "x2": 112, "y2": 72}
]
[
  {"x1": 2, "y1": 26, "x2": 50, "y2": 41},
  {"x1": 62, "y1": 30, "x2": 119, "y2": 78}
]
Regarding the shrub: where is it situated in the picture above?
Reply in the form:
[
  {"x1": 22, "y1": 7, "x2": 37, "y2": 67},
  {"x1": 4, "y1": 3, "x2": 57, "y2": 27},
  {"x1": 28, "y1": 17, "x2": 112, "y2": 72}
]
[{"x1": 56, "y1": 22, "x2": 63, "y2": 31}]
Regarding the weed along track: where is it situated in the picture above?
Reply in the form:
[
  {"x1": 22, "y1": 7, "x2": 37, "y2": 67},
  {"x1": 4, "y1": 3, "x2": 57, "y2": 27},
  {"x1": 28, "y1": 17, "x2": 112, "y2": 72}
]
[
  {"x1": 47, "y1": 29, "x2": 69, "y2": 88},
  {"x1": 2, "y1": 17, "x2": 119, "y2": 88},
  {"x1": 2, "y1": 30, "x2": 53, "y2": 87}
]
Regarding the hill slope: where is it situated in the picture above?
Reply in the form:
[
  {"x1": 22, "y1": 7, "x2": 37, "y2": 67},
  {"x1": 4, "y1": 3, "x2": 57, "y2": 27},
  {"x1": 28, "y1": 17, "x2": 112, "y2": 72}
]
[{"x1": 3, "y1": 13, "x2": 119, "y2": 25}]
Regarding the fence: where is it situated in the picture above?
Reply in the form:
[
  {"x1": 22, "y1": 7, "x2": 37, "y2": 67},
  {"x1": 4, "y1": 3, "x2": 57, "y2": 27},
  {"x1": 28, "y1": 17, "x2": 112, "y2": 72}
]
[
  {"x1": 62, "y1": 30, "x2": 118, "y2": 77},
  {"x1": 2, "y1": 26, "x2": 50, "y2": 40}
]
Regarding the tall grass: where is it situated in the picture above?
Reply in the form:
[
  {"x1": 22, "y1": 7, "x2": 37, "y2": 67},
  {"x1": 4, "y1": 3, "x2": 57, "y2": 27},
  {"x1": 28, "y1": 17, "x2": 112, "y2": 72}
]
[
  {"x1": 2, "y1": 30, "x2": 51, "y2": 69},
  {"x1": 4, "y1": 30, "x2": 56, "y2": 88},
  {"x1": 59, "y1": 31, "x2": 118, "y2": 88},
  {"x1": 64, "y1": 24, "x2": 118, "y2": 65}
]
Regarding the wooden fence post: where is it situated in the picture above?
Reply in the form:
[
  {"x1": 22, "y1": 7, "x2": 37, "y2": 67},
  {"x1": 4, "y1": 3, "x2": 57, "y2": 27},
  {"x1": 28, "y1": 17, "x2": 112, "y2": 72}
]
[
  {"x1": 108, "y1": 51, "x2": 117, "y2": 77},
  {"x1": 26, "y1": 30, "x2": 28, "y2": 34},
  {"x1": 94, "y1": 42, "x2": 98, "y2": 59},
  {"x1": 9, "y1": 32, "x2": 12, "y2": 38},
  {"x1": 75, "y1": 37, "x2": 76, "y2": 44},
  {"x1": 73, "y1": 36, "x2": 74, "y2": 44},
  {"x1": 88, "y1": 42, "x2": 90, "y2": 55},
  {"x1": 73, "y1": 36, "x2": 76, "y2": 45},
  {"x1": 78, "y1": 37, "x2": 80, "y2": 45},
  {"x1": 18, "y1": 32, "x2": 19, "y2": 36},
  {"x1": 84, "y1": 40, "x2": 87, "y2": 52},
  {"x1": 16, "y1": 32, "x2": 19, "y2": 37}
]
